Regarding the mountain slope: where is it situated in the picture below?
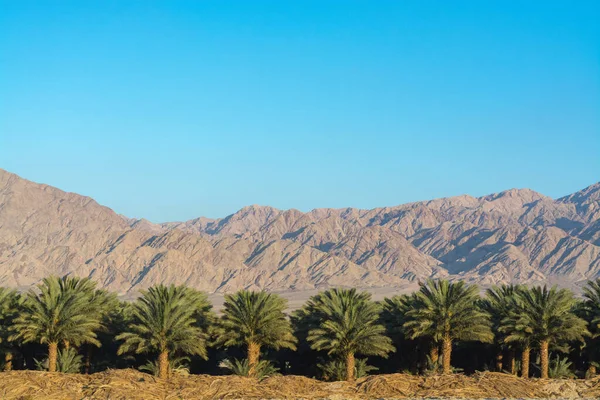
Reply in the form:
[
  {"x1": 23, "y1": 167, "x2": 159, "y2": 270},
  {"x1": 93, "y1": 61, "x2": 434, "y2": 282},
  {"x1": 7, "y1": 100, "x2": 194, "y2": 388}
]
[{"x1": 0, "y1": 168, "x2": 599, "y2": 293}]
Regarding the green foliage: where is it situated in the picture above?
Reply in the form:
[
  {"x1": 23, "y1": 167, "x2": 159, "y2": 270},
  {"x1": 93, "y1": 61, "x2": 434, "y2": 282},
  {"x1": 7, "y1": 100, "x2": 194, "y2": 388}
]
[
  {"x1": 423, "y1": 354, "x2": 463, "y2": 375},
  {"x1": 216, "y1": 290, "x2": 296, "y2": 351},
  {"x1": 117, "y1": 284, "x2": 214, "y2": 359},
  {"x1": 549, "y1": 356, "x2": 575, "y2": 379},
  {"x1": 582, "y1": 279, "x2": 600, "y2": 334},
  {"x1": 10, "y1": 276, "x2": 109, "y2": 348},
  {"x1": 139, "y1": 355, "x2": 191, "y2": 376},
  {"x1": 482, "y1": 284, "x2": 521, "y2": 343},
  {"x1": 2, "y1": 277, "x2": 600, "y2": 378},
  {"x1": 0, "y1": 288, "x2": 20, "y2": 345},
  {"x1": 533, "y1": 355, "x2": 576, "y2": 379},
  {"x1": 498, "y1": 287, "x2": 533, "y2": 350},
  {"x1": 35, "y1": 348, "x2": 83, "y2": 373},
  {"x1": 57, "y1": 348, "x2": 84, "y2": 373},
  {"x1": 318, "y1": 358, "x2": 377, "y2": 381},
  {"x1": 219, "y1": 358, "x2": 279, "y2": 379},
  {"x1": 425, "y1": 354, "x2": 441, "y2": 374},
  {"x1": 301, "y1": 288, "x2": 394, "y2": 359},
  {"x1": 380, "y1": 294, "x2": 414, "y2": 337},
  {"x1": 404, "y1": 279, "x2": 493, "y2": 343},
  {"x1": 0, "y1": 287, "x2": 17, "y2": 321},
  {"x1": 503, "y1": 285, "x2": 588, "y2": 350}
]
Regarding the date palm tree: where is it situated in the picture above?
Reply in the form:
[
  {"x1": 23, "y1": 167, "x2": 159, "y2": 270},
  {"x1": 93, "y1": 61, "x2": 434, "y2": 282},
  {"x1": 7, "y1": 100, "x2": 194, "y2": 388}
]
[
  {"x1": 10, "y1": 276, "x2": 107, "y2": 372},
  {"x1": 381, "y1": 293, "x2": 431, "y2": 372},
  {"x1": 499, "y1": 291, "x2": 534, "y2": 378},
  {"x1": 0, "y1": 288, "x2": 20, "y2": 371},
  {"x1": 504, "y1": 285, "x2": 588, "y2": 379},
  {"x1": 117, "y1": 284, "x2": 214, "y2": 379},
  {"x1": 216, "y1": 290, "x2": 296, "y2": 378},
  {"x1": 302, "y1": 288, "x2": 394, "y2": 381},
  {"x1": 81, "y1": 289, "x2": 118, "y2": 373},
  {"x1": 581, "y1": 278, "x2": 600, "y2": 376},
  {"x1": 381, "y1": 294, "x2": 413, "y2": 338},
  {"x1": 404, "y1": 279, "x2": 493, "y2": 374},
  {"x1": 583, "y1": 278, "x2": 600, "y2": 331},
  {"x1": 482, "y1": 284, "x2": 521, "y2": 373}
]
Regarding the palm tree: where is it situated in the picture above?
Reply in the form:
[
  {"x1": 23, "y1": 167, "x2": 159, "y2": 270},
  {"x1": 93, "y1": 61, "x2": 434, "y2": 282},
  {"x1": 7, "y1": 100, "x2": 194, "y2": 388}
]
[
  {"x1": 82, "y1": 289, "x2": 118, "y2": 373},
  {"x1": 216, "y1": 290, "x2": 296, "y2": 378},
  {"x1": 10, "y1": 276, "x2": 106, "y2": 372},
  {"x1": 117, "y1": 284, "x2": 213, "y2": 379},
  {"x1": 302, "y1": 288, "x2": 394, "y2": 381},
  {"x1": 581, "y1": 279, "x2": 600, "y2": 376},
  {"x1": 0, "y1": 288, "x2": 20, "y2": 371},
  {"x1": 404, "y1": 279, "x2": 493, "y2": 374},
  {"x1": 583, "y1": 278, "x2": 600, "y2": 330},
  {"x1": 381, "y1": 293, "x2": 429, "y2": 373},
  {"x1": 498, "y1": 291, "x2": 534, "y2": 378},
  {"x1": 505, "y1": 285, "x2": 588, "y2": 379},
  {"x1": 482, "y1": 284, "x2": 521, "y2": 373},
  {"x1": 381, "y1": 294, "x2": 413, "y2": 338}
]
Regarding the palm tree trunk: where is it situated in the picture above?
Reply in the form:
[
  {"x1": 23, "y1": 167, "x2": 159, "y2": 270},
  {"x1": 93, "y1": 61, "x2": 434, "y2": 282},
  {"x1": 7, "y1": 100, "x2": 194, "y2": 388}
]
[
  {"x1": 346, "y1": 352, "x2": 356, "y2": 381},
  {"x1": 442, "y1": 335, "x2": 452, "y2": 374},
  {"x1": 521, "y1": 345, "x2": 530, "y2": 379},
  {"x1": 430, "y1": 343, "x2": 439, "y2": 365},
  {"x1": 418, "y1": 342, "x2": 427, "y2": 374},
  {"x1": 4, "y1": 352, "x2": 13, "y2": 371},
  {"x1": 247, "y1": 341, "x2": 261, "y2": 378},
  {"x1": 84, "y1": 345, "x2": 92, "y2": 374},
  {"x1": 63, "y1": 340, "x2": 70, "y2": 351},
  {"x1": 158, "y1": 350, "x2": 169, "y2": 379},
  {"x1": 540, "y1": 340, "x2": 549, "y2": 379},
  {"x1": 495, "y1": 351, "x2": 503, "y2": 372},
  {"x1": 48, "y1": 342, "x2": 58, "y2": 372},
  {"x1": 508, "y1": 350, "x2": 516, "y2": 375}
]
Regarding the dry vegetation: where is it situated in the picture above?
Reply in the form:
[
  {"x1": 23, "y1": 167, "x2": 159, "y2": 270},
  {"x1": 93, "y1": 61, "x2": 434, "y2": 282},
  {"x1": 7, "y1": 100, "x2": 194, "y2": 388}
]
[{"x1": 1, "y1": 369, "x2": 600, "y2": 400}]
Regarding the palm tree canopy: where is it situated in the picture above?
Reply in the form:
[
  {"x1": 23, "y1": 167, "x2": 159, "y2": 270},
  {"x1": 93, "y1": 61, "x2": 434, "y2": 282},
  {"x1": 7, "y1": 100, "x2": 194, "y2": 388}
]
[
  {"x1": 216, "y1": 290, "x2": 296, "y2": 351},
  {"x1": 0, "y1": 288, "x2": 20, "y2": 345},
  {"x1": 380, "y1": 294, "x2": 414, "y2": 338},
  {"x1": 582, "y1": 278, "x2": 600, "y2": 332},
  {"x1": 303, "y1": 288, "x2": 394, "y2": 357},
  {"x1": 404, "y1": 279, "x2": 493, "y2": 343},
  {"x1": 10, "y1": 276, "x2": 107, "y2": 347},
  {"x1": 482, "y1": 284, "x2": 522, "y2": 343},
  {"x1": 506, "y1": 285, "x2": 588, "y2": 348},
  {"x1": 117, "y1": 284, "x2": 214, "y2": 358},
  {"x1": 0, "y1": 287, "x2": 16, "y2": 310}
]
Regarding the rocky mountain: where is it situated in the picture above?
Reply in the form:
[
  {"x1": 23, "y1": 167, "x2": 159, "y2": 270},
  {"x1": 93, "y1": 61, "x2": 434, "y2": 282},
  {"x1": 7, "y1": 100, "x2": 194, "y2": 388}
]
[{"x1": 1, "y1": 168, "x2": 599, "y2": 295}]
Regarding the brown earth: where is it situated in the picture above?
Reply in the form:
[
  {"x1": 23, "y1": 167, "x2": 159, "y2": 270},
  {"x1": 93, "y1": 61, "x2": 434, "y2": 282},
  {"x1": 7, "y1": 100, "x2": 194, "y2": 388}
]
[{"x1": 1, "y1": 369, "x2": 600, "y2": 399}]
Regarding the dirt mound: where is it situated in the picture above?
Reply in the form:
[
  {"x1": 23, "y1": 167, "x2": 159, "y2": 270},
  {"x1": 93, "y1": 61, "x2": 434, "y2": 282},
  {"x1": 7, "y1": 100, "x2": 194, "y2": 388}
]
[
  {"x1": 356, "y1": 372, "x2": 539, "y2": 398},
  {"x1": 1, "y1": 369, "x2": 599, "y2": 399}
]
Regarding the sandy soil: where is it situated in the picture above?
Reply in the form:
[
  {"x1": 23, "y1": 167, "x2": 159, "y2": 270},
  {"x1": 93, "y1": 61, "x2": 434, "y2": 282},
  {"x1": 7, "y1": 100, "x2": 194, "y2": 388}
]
[{"x1": 1, "y1": 369, "x2": 600, "y2": 399}]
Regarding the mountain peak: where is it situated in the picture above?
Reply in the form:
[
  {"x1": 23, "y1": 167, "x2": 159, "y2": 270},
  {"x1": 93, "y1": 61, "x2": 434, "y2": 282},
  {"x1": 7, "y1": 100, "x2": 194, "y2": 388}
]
[
  {"x1": 483, "y1": 188, "x2": 546, "y2": 203},
  {"x1": 559, "y1": 182, "x2": 600, "y2": 204},
  {"x1": 238, "y1": 204, "x2": 280, "y2": 213}
]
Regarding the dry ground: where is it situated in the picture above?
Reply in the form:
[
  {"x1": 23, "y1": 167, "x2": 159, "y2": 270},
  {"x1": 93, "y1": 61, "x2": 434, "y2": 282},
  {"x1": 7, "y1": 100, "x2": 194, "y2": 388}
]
[{"x1": 1, "y1": 369, "x2": 600, "y2": 399}]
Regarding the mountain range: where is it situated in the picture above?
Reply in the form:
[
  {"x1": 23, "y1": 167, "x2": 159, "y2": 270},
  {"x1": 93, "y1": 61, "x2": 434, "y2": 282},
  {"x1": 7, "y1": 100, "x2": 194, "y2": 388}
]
[{"x1": 1, "y1": 168, "x2": 599, "y2": 296}]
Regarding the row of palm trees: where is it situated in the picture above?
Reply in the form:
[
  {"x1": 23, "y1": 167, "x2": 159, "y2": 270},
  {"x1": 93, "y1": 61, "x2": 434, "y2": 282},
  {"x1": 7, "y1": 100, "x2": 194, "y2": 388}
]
[{"x1": 1, "y1": 276, "x2": 600, "y2": 381}]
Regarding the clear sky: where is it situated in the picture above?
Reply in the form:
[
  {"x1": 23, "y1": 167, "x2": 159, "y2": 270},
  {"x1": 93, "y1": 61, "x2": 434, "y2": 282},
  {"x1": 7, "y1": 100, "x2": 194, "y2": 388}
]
[{"x1": 1, "y1": 1, "x2": 598, "y2": 222}]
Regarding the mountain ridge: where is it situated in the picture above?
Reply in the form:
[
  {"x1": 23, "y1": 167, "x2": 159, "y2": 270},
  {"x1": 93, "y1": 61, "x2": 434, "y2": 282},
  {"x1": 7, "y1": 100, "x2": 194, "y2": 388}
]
[{"x1": 1, "y1": 168, "x2": 599, "y2": 294}]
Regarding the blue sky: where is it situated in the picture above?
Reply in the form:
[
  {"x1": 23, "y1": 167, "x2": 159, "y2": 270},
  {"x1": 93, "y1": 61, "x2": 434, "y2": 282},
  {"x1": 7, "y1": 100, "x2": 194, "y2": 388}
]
[{"x1": 1, "y1": 1, "x2": 598, "y2": 222}]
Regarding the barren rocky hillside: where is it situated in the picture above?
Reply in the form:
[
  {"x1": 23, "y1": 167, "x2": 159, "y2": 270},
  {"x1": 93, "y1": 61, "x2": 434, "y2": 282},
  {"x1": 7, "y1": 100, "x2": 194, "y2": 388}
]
[{"x1": 0, "y1": 168, "x2": 599, "y2": 295}]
